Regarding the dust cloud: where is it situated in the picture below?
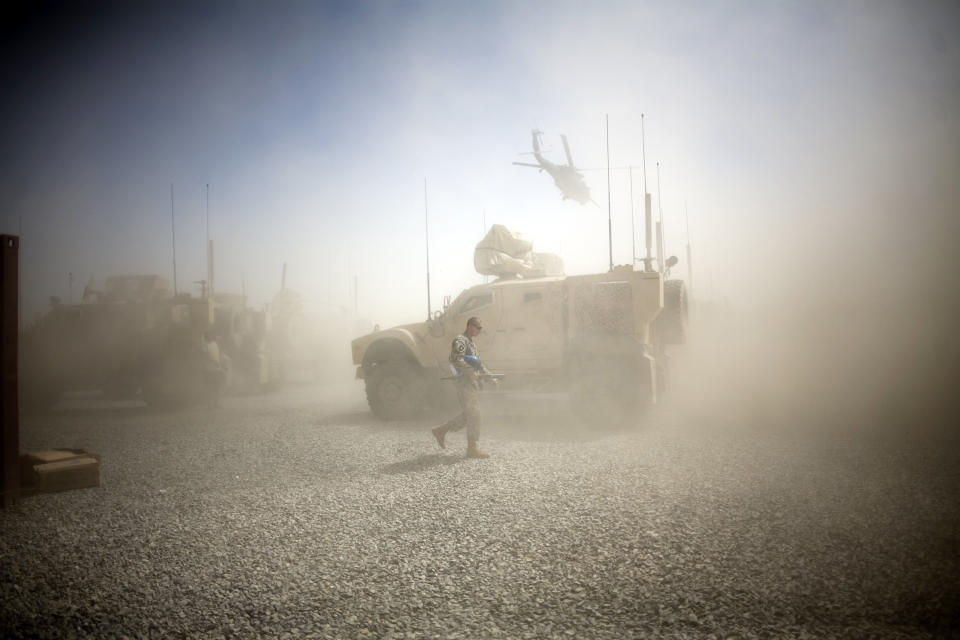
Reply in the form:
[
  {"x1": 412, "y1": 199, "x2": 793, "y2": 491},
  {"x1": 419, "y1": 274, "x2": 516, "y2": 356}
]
[
  {"x1": 663, "y1": 182, "x2": 960, "y2": 446},
  {"x1": 2, "y1": 2, "x2": 958, "y2": 440}
]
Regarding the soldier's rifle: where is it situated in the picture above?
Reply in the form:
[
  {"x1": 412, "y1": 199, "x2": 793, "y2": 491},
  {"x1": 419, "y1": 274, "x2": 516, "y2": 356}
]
[{"x1": 440, "y1": 355, "x2": 505, "y2": 381}]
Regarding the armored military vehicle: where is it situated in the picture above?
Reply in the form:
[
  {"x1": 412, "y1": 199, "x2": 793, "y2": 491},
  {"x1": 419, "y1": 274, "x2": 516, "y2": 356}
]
[
  {"x1": 21, "y1": 272, "x2": 307, "y2": 410},
  {"x1": 19, "y1": 275, "x2": 223, "y2": 409},
  {"x1": 212, "y1": 291, "x2": 273, "y2": 394},
  {"x1": 351, "y1": 226, "x2": 687, "y2": 424}
]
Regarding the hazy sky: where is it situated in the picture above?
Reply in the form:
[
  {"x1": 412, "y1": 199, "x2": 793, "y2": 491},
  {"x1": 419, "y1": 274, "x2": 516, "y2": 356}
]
[{"x1": 2, "y1": 1, "x2": 958, "y2": 326}]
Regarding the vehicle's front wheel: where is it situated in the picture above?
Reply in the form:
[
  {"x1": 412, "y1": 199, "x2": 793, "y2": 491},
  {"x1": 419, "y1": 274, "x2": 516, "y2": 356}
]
[{"x1": 365, "y1": 359, "x2": 426, "y2": 420}]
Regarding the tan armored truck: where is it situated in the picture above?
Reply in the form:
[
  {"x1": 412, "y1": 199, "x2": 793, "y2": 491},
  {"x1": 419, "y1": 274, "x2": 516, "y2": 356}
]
[
  {"x1": 351, "y1": 226, "x2": 687, "y2": 423},
  {"x1": 20, "y1": 275, "x2": 215, "y2": 408},
  {"x1": 20, "y1": 275, "x2": 291, "y2": 409}
]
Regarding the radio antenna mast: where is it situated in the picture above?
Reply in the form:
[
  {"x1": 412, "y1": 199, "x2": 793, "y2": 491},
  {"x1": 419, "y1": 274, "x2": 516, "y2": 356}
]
[
  {"x1": 606, "y1": 114, "x2": 613, "y2": 272},
  {"x1": 629, "y1": 165, "x2": 636, "y2": 266},
  {"x1": 656, "y1": 162, "x2": 664, "y2": 273},
  {"x1": 685, "y1": 201, "x2": 693, "y2": 299},
  {"x1": 170, "y1": 183, "x2": 178, "y2": 295},
  {"x1": 424, "y1": 178, "x2": 431, "y2": 319},
  {"x1": 205, "y1": 183, "x2": 211, "y2": 298},
  {"x1": 641, "y1": 114, "x2": 653, "y2": 272}
]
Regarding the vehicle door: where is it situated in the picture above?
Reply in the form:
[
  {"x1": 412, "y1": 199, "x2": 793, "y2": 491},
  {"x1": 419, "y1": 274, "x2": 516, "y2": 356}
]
[
  {"x1": 497, "y1": 281, "x2": 564, "y2": 372},
  {"x1": 446, "y1": 288, "x2": 506, "y2": 371}
]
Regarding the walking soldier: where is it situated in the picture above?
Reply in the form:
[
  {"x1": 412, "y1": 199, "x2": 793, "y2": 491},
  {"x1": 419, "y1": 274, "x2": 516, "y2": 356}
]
[{"x1": 431, "y1": 316, "x2": 493, "y2": 458}]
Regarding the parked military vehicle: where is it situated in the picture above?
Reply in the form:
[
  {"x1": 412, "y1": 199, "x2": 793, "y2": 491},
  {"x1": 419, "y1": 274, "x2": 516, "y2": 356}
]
[
  {"x1": 351, "y1": 226, "x2": 688, "y2": 424},
  {"x1": 20, "y1": 275, "x2": 217, "y2": 409},
  {"x1": 211, "y1": 291, "x2": 270, "y2": 394},
  {"x1": 20, "y1": 274, "x2": 296, "y2": 410}
]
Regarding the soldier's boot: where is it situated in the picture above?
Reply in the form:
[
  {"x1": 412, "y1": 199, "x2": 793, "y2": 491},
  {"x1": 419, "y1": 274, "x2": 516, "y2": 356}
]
[
  {"x1": 431, "y1": 425, "x2": 448, "y2": 449},
  {"x1": 466, "y1": 438, "x2": 489, "y2": 459}
]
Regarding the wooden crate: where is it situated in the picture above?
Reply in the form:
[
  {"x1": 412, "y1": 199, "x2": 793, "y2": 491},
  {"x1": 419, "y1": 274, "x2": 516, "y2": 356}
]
[{"x1": 19, "y1": 449, "x2": 100, "y2": 496}]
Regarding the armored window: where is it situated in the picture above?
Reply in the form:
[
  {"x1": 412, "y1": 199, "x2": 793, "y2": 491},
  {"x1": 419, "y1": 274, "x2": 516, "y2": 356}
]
[
  {"x1": 523, "y1": 291, "x2": 542, "y2": 303},
  {"x1": 459, "y1": 294, "x2": 493, "y2": 314}
]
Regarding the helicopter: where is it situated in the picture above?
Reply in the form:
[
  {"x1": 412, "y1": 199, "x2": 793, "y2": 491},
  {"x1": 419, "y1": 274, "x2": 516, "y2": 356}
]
[{"x1": 513, "y1": 129, "x2": 594, "y2": 205}]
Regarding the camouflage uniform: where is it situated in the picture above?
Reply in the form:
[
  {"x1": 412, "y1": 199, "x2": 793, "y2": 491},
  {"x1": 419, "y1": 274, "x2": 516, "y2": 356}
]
[{"x1": 441, "y1": 333, "x2": 489, "y2": 441}]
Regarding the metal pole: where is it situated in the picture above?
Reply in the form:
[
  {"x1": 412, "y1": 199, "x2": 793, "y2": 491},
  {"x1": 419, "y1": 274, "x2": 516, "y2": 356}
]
[
  {"x1": 644, "y1": 193, "x2": 653, "y2": 271},
  {"x1": 16, "y1": 219, "x2": 20, "y2": 408},
  {"x1": 170, "y1": 184, "x2": 178, "y2": 296},
  {"x1": 1, "y1": 235, "x2": 20, "y2": 508},
  {"x1": 685, "y1": 202, "x2": 693, "y2": 299},
  {"x1": 424, "y1": 178, "x2": 431, "y2": 319},
  {"x1": 657, "y1": 162, "x2": 665, "y2": 272},
  {"x1": 656, "y1": 222, "x2": 663, "y2": 275},
  {"x1": 641, "y1": 114, "x2": 648, "y2": 194},
  {"x1": 205, "y1": 183, "x2": 210, "y2": 298},
  {"x1": 606, "y1": 114, "x2": 613, "y2": 272},
  {"x1": 16, "y1": 218, "x2": 20, "y2": 336},
  {"x1": 641, "y1": 114, "x2": 653, "y2": 271},
  {"x1": 209, "y1": 240, "x2": 215, "y2": 298},
  {"x1": 629, "y1": 166, "x2": 636, "y2": 267}
]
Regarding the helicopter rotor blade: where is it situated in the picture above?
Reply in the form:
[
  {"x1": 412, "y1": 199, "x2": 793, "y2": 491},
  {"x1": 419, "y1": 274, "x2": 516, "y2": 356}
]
[
  {"x1": 561, "y1": 134, "x2": 575, "y2": 166},
  {"x1": 518, "y1": 147, "x2": 553, "y2": 156}
]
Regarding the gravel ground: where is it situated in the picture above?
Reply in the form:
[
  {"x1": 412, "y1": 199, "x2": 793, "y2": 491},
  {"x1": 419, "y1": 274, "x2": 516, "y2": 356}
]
[{"x1": 1, "y1": 382, "x2": 958, "y2": 639}]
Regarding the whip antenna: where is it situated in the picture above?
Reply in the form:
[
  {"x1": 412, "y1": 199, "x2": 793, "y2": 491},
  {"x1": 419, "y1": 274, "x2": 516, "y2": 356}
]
[
  {"x1": 641, "y1": 114, "x2": 653, "y2": 271},
  {"x1": 606, "y1": 114, "x2": 613, "y2": 272},
  {"x1": 170, "y1": 184, "x2": 178, "y2": 295},
  {"x1": 424, "y1": 178, "x2": 431, "y2": 319}
]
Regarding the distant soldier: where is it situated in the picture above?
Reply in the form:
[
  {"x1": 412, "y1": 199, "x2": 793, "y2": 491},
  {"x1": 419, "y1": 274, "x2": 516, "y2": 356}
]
[
  {"x1": 431, "y1": 316, "x2": 493, "y2": 458},
  {"x1": 203, "y1": 330, "x2": 227, "y2": 409}
]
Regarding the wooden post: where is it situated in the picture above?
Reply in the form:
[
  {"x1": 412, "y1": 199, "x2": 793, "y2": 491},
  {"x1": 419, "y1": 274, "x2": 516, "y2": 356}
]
[{"x1": 1, "y1": 234, "x2": 20, "y2": 508}]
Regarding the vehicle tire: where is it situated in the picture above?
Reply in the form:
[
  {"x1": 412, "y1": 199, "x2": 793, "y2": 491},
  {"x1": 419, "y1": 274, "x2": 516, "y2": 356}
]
[
  {"x1": 365, "y1": 359, "x2": 426, "y2": 420},
  {"x1": 567, "y1": 354, "x2": 640, "y2": 427},
  {"x1": 656, "y1": 279, "x2": 688, "y2": 345}
]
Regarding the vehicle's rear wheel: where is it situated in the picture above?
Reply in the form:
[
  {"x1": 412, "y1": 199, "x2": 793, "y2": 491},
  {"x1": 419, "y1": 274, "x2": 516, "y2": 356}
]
[{"x1": 365, "y1": 359, "x2": 426, "y2": 420}]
